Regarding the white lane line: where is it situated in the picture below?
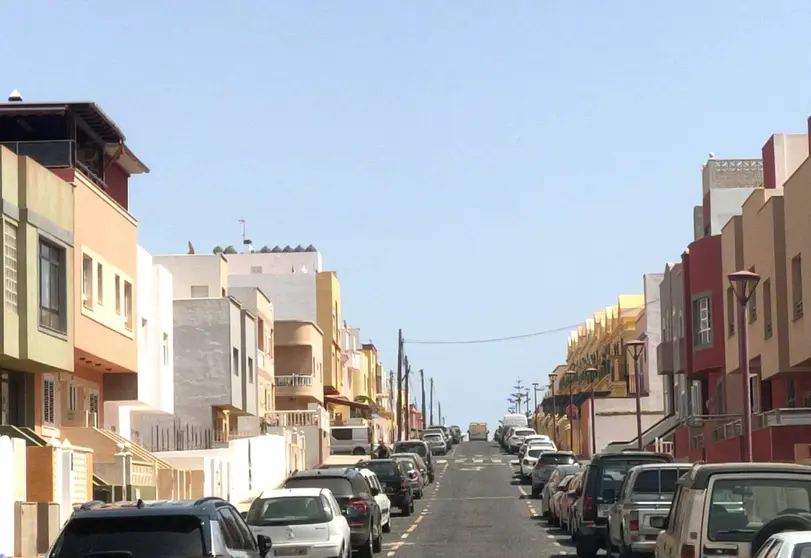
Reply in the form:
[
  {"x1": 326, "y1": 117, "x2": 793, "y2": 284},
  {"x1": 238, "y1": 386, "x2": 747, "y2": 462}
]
[
  {"x1": 547, "y1": 535, "x2": 556, "y2": 539},
  {"x1": 473, "y1": 459, "x2": 483, "y2": 463},
  {"x1": 387, "y1": 552, "x2": 396, "y2": 557},
  {"x1": 415, "y1": 516, "x2": 424, "y2": 524},
  {"x1": 401, "y1": 533, "x2": 409, "y2": 539},
  {"x1": 436, "y1": 459, "x2": 447, "y2": 464},
  {"x1": 406, "y1": 525, "x2": 417, "y2": 533}
]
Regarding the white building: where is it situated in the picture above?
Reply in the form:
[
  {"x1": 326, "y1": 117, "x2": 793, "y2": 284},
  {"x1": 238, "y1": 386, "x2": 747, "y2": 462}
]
[{"x1": 105, "y1": 246, "x2": 174, "y2": 442}]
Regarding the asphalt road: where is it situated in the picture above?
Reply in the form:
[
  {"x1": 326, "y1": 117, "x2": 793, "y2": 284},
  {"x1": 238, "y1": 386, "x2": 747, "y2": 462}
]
[{"x1": 378, "y1": 440, "x2": 575, "y2": 558}]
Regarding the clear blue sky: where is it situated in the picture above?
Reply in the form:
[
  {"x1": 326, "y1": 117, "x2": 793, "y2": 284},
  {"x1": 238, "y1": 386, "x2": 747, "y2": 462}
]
[{"x1": 5, "y1": 1, "x2": 811, "y2": 431}]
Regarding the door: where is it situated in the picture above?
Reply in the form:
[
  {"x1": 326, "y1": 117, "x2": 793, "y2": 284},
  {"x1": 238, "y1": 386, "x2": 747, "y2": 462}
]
[{"x1": 0, "y1": 370, "x2": 34, "y2": 427}]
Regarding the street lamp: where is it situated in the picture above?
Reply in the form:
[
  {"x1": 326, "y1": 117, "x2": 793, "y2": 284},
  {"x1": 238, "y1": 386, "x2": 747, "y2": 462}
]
[
  {"x1": 625, "y1": 340, "x2": 646, "y2": 450},
  {"x1": 728, "y1": 269, "x2": 761, "y2": 462},
  {"x1": 585, "y1": 367, "x2": 598, "y2": 456},
  {"x1": 549, "y1": 373, "x2": 558, "y2": 446},
  {"x1": 566, "y1": 369, "x2": 577, "y2": 452}
]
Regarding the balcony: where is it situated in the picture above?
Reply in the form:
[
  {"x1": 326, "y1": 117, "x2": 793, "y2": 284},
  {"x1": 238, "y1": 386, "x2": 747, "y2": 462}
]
[
  {"x1": 0, "y1": 139, "x2": 110, "y2": 191},
  {"x1": 274, "y1": 374, "x2": 321, "y2": 402},
  {"x1": 265, "y1": 408, "x2": 330, "y2": 429},
  {"x1": 63, "y1": 410, "x2": 99, "y2": 428}
]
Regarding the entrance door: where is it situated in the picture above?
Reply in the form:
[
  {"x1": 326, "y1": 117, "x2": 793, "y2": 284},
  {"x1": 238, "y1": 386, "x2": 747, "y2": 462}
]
[{"x1": 0, "y1": 371, "x2": 34, "y2": 427}]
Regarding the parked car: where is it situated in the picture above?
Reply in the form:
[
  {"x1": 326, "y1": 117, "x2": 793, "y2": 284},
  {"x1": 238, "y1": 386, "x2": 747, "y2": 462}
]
[
  {"x1": 246, "y1": 488, "x2": 351, "y2": 558},
  {"x1": 530, "y1": 451, "x2": 578, "y2": 497},
  {"x1": 560, "y1": 472, "x2": 584, "y2": 532},
  {"x1": 391, "y1": 455, "x2": 425, "y2": 498},
  {"x1": 422, "y1": 432, "x2": 447, "y2": 455},
  {"x1": 573, "y1": 451, "x2": 674, "y2": 558},
  {"x1": 356, "y1": 468, "x2": 393, "y2": 534},
  {"x1": 391, "y1": 452, "x2": 429, "y2": 494},
  {"x1": 540, "y1": 464, "x2": 584, "y2": 517},
  {"x1": 392, "y1": 440, "x2": 435, "y2": 482},
  {"x1": 356, "y1": 459, "x2": 416, "y2": 516},
  {"x1": 521, "y1": 446, "x2": 556, "y2": 478},
  {"x1": 450, "y1": 425, "x2": 463, "y2": 444},
  {"x1": 752, "y1": 532, "x2": 811, "y2": 558},
  {"x1": 507, "y1": 428, "x2": 538, "y2": 454},
  {"x1": 550, "y1": 474, "x2": 577, "y2": 526},
  {"x1": 282, "y1": 467, "x2": 383, "y2": 556},
  {"x1": 653, "y1": 462, "x2": 811, "y2": 558},
  {"x1": 331, "y1": 425, "x2": 374, "y2": 456},
  {"x1": 51, "y1": 497, "x2": 271, "y2": 558},
  {"x1": 607, "y1": 462, "x2": 691, "y2": 557}
]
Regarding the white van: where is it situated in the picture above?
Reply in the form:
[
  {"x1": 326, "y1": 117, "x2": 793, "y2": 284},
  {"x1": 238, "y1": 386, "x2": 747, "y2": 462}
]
[
  {"x1": 330, "y1": 425, "x2": 373, "y2": 455},
  {"x1": 500, "y1": 413, "x2": 528, "y2": 446}
]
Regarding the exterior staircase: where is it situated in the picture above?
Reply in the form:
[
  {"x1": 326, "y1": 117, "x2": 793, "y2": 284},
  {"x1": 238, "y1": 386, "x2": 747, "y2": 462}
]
[
  {"x1": 60, "y1": 426, "x2": 174, "y2": 471},
  {"x1": 0, "y1": 425, "x2": 112, "y2": 499}
]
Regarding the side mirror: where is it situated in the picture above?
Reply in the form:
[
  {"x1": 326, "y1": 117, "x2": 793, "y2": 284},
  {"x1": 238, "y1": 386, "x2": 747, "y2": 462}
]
[
  {"x1": 371, "y1": 487, "x2": 380, "y2": 496},
  {"x1": 602, "y1": 489, "x2": 616, "y2": 502},
  {"x1": 257, "y1": 534, "x2": 272, "y2": 558},
  {"x1": 650, "y1": 516, "x2": 667, "y2": 530}
]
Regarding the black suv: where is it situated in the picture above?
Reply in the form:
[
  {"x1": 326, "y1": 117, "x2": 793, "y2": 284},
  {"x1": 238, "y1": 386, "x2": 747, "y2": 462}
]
[
  {"x1": 357, "y1": 459, "x2": 415, "y2": 517},
  {"x1": 283, "y1": 467, "x2": 383, "y2": 557},
  {"x1": 393, "y1": 439, "x2": 435, "y2": 482},
  {"x1": 46, "y1": 497, "x2": 270, "y2": 558},
  {"x1": 574, "y1": 451, "x2": 674, "y2": 557}
]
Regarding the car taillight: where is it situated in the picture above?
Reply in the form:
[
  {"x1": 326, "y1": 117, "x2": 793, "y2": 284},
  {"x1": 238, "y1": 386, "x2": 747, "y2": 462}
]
[
  {"x1": 629, "y1": 519, "x2": 639, "y2": 532},
  {"x1": 401, "y1": 480, "x2": 408, "y2": 489},
  {"x1": 583, "y1": 496, "x2": 594, "y2": 512},
  {"x1": 349, "y1": 498, "x2": 367, "y2": 512}
]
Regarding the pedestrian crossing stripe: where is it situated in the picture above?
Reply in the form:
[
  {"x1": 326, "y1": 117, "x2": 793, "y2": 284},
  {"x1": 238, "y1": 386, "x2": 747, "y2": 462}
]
[{"x1": 434, "y1": 458, "x2": 511, "y2": 464}]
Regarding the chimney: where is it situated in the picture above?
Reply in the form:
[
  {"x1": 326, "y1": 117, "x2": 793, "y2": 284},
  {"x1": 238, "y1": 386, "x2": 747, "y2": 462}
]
[{"x1": 243, "y1": 238, "x2": 254, "y2": 253}]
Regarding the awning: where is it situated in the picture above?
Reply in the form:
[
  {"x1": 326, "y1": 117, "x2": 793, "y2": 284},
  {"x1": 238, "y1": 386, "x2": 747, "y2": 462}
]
[{"x1": 324, "y1": 396, "x2": 370, "y2": 411}]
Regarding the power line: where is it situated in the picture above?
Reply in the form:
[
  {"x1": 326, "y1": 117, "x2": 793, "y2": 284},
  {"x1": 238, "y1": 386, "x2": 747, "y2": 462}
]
[{"x1": 404, "y1": 297, "x2": 662, "y2": 346}]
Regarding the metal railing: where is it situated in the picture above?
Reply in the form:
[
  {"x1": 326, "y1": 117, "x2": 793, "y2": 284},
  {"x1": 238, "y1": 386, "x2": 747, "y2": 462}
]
[
  {"x1": 275, "y1": 374, "x2": 314, "y2": 387},
  {"x1": 265, "y1": 409, "x2": 326, "y2": 428}
]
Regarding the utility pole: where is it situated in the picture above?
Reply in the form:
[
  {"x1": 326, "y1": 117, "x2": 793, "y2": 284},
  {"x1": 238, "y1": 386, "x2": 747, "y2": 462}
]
[
  {"x1": 396, "y1": 329, "x2": 404, "y2": 441},
  {"x1": 429, "y1": 378, "x2": 434, "y2": 425},
  {"x1": 388, "y1": 371, "x2": 395, "y2": 441},
  {"x1": 403, "y1": 356, "x2": 411, "y2": 437},
  {"x1": 420, "y1": 370, "x2": 426, "y2": 432},
  {"x1": 438, "y1": 401, "x2": 442, "y2": 425}
]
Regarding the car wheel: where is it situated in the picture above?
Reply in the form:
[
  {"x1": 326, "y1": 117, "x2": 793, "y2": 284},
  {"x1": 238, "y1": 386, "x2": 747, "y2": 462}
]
[
  {"x1": 357, "y1": 531, "x2": 374, "y2": 558},
  {"x1": 353, "y1": 447, "x2": 367, "y2": 456},
  {"x1": 382, "y1": 518, "x2": 391, "y2": 533},
  {"x1": 373, "y1": 521, "x2": 383, "y2": 553}
]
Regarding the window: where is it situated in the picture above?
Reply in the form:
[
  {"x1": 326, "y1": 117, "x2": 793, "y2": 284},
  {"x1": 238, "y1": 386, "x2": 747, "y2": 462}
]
[
  {"x1": 233, "y1": 348, "x2": 239, "y2": 376},
  {"x1": 115, "y1": 274, "x2": 121, "y2": 314},
  {"x1": 750, "y1": 374, "x2": 759, "y2": 413},
  {"x1": 123, "y1": 281, "x2": 133, "y2": 330},
  {"x1": 43, "y1": 376, "x2": 55, "y2": 426},
  {"x1": 68, "y1": 384, "x2": 78, "y2": 412},
  {"x1": 727, "y1": 287, "x2": 736, "y2": 337},
  {"x1": 250, "y1": 266, "x2": 263, "y2": 274},
  {"x1": 50, "y1": 515, "x2": 206, "y2": 558},
  {"x1": 787, "y1": 379, "x2": 797, "y2": 408},
  {"x1": 162, "y1": 333, "x2": 169, "y2": 366},
  {"x1": 331, "y1": 428, "x2": 353, "y2": 441},
  {"x1": 190, "y1": 285, "x2": 209, "y2": 298},
  {"x1": 89, "y1": 391, "x2": 99, "y2": 414},
  {"x1": 3, "y1": 221, "x2": 17, "y2": 314},
  {"x1": 692, "y1": 296, "x2": 712, "y2": 347},
  {"x1": 40, "y1": 239, "x2": 66, "y2": 333},
  {"x1": 246, "y1": 496, "x2": 331, "y2": 527},
  {"x1": 82, "y1": 254, "x2": 93, "y2": 309},
  {"x1": 793, "y1": 254, "x2": 803, "y2": 320},
  {"x1": 749, "y1": 269, "x2": 757, "y2": 323},
  {"x1": 716, "y1": 379, "x2": 725, "y2": 415},
  {"x1": 248, "y1": 357, "x2": 254, "y2": 384},
  {"x1": 96, "y1": 262, "x2": 104, "y2": 305},
  {"x1": 763, "y1": 279, "x2": 773, "y2": 339},
  {"x1": 257, "y1": 319, "x2": 265, "y2": 351}
]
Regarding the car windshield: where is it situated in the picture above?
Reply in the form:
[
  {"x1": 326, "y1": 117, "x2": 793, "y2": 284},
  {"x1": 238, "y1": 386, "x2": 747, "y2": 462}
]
[
  {"x1": 51, "y1": 515, "x2": 205, "y2": 558},
  {"x1": 513, "y1": 429, "x2": 536, "y2": 437},
  {"x1": 540, "y1": 453, "x2": 576, "y2": 465},
  {"x1": 632, "y1": 469, "x2": 690, "y2": 494},
  {"x1": 394, "y1": 443, "x2": 427, "y2": 457},
  {"x1": 359, "y1": 461, "x2": 400, "y2": 480},
  {"x1": 246, "y1": 496, "x2": 330, "y2": 526},
  {"x1": 424, "y1": 434, "x2": 442, "y2": 441},
  {"x1": 527, "y1": 448, "x2": 544, "y2": 458},
  {"x1": 708, "y1": 477, "x2": 811, "y2": 542},
  {"x1": 284, "y1": 477, "x2": 354, "y2": 496}
]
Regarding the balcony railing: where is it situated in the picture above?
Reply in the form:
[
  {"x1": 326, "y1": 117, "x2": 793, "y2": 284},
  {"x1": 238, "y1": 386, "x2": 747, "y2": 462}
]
[
  {"x1": 213, "y1": 430, "x2": 258, "y2": 444},
  {"x1": 64, "y1": 410, "x2": 99, "y2": 428},
  {"x1": 275, "y1": 374, "x2": 314, "y2": 387},
  {"x1": 753, "y1": 408, "x2": 811, "y2": 429},
  {"x1": 265, "y1": 409, "x2": 326, "y2": 428},
  {"x1": 0, "y1": 140, "x2": 74, "y2": 168}
]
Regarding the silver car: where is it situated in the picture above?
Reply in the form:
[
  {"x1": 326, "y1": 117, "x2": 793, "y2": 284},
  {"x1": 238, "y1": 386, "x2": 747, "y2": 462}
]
[{"x1": 422, "y1": 433, "x2": 447, "y2": 455}]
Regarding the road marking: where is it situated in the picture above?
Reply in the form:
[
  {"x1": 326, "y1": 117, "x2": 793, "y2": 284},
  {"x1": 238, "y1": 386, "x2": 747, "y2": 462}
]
[
  {"x1": 473, "y1": 459, "x2": 483, "y2": 463},
  {"x1": 518, "y1": 486, "x2": 528, "y2": 496},
  {"x1": 401, "y1": 533, "x2": 409, "y2": 539},
  {"x1": 406, "y1": 524, "x2": 417, "y2": 533},
  {"x1": 387, "y1": 553, "x2": 396, "y2": 557},
  {"x1": 436, "y1": 459, "x2": 447, "y2": 464},
  {"x1": 547, "y1": 535, "x2": 556, "y2": 539}
]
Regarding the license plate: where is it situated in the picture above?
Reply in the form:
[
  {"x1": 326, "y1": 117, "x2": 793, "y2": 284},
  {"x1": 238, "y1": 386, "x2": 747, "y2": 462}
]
[
  {"x1": 275, "y1": 547, "x2": 308, "y2": 556},
  {"x1": 597, "y1": 504, "x2": 610, "y2": 518}
]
